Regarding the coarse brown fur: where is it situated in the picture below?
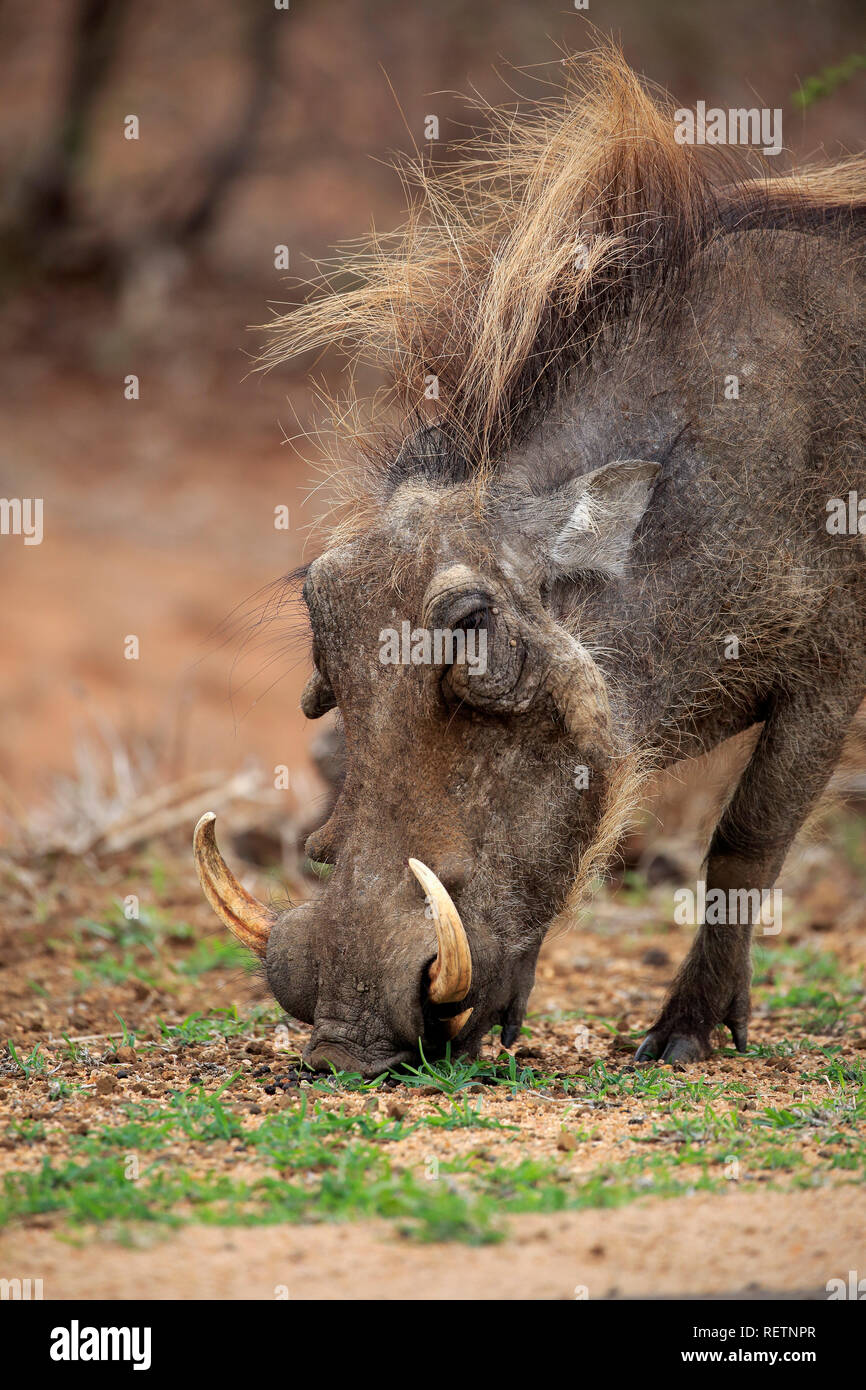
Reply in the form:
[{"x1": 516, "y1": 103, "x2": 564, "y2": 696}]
[
  {"x1": 258, "y1": 42, "x2": 865, "y2": 486},
  {"x1": 237, "y1": 45, "x2": 866, "y2": 1074}
]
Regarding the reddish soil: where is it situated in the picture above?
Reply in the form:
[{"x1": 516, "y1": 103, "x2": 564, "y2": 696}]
[
  {"x1": 2, "y1": 1187, "x2": 862, "y2": 1301},
  {"x1": 1, "y1": 813, "x2": 864, "y2": 1299}
]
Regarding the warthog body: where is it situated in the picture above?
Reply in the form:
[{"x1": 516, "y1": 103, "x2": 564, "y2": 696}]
[{"x1": 197, "y1": 51, "x2": 866, "y2": 1073}]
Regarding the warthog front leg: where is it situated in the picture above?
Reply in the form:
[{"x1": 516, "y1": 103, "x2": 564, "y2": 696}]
[
  {"x1": 634, "y1": 861, "x2": 756, "y2": 1064},
  {"x1": 637, "y1": 674, "x2": 865, "y2": 1063}
]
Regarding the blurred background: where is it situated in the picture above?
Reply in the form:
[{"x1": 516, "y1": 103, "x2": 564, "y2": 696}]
[{"x1": 1, "y1": 0, "x2": 864, "y2": 848}]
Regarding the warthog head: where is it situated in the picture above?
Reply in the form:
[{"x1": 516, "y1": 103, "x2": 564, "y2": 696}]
[{"x1": 195, "y1": 437, "x2": 658, "y2": 1074}]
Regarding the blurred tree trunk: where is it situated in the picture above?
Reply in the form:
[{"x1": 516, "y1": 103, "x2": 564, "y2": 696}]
[
  {"x1": 12, "y1": 0, "x2": 125, "y2": 256},
  {"x1": 165, "y1": 0, "x2": 280, "y2": 247},
  {"x1": 2, "y1": 0, "x2": 283, "y2": 287}
]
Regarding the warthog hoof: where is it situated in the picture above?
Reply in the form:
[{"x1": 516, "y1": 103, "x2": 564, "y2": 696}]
[
  {"x1": 635, "y1": 1015, "x2": 748, "y2": 1064},
  {"x1": 635, "y1": 1030, "x2": 713, "y2": 1064}
]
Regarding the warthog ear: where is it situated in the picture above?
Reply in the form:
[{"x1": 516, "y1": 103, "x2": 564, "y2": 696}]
[{"x1": 539, "y1": 460, "x2": 660, "y2": 579}]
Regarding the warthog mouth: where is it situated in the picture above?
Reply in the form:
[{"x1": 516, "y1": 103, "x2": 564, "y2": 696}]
[
  {"x1": 304, "y1": 1036, "x2": 416, "y2": 1076},
  {"x1": 193, "y1": 813, "x2": 475, "y2": 1067}
]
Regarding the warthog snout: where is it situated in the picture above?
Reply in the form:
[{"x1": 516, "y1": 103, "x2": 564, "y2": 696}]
[{"x1": 193, "y1": 814, "x2": 479, "y2": 1073}]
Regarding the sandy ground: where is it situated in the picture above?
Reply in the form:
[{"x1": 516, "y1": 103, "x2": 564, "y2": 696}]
[
  {"x1": 1, "y1": 810, "x2": 864, "y2": 1300},
  {"x1": 1, "y1": 1186, "x2": 862, "y2": 1300}
]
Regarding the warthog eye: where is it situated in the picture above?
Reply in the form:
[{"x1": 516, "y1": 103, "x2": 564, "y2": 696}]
[
  {"x1": 442, "y1": 601, "x2": 528, "y2": 712},
  {"x1": 456, "y1": 607, "x2": 488, "y2": 633}
]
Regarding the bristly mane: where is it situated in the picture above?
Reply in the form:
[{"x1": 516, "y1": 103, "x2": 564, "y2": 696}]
[{"x1": 257, "y1": 43, "x2": 866, "y2": 479}]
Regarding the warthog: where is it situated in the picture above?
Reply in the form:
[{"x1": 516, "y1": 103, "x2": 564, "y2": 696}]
[{"x1": 195, "y1": 50, "x2": 866, "y2": 1073}]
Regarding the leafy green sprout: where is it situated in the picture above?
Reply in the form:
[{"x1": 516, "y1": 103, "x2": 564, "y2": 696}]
[{"x1": 5, "y1": 1041, "x2": 50, "y2": 1080}]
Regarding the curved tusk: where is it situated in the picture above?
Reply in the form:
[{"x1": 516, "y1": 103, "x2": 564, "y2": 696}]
[
  {"x1": 407, "y1": 858, "x2": 472, "y2": 1003},
  {"x1": 443, "y1": 1007, "x2": 473, "y2": 1040},
  {"x1": 193, "y1": 812, "x2": 272, "y2": 958}
]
